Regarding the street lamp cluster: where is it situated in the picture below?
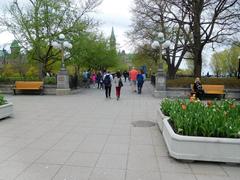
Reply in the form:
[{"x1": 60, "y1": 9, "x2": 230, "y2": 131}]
[
  {"x1": 52, "y1": 34, "x2": 73, "y2": 95},
  {"x1": 52, "y1": 34, "x2": 72, "y2": 69},
  {"x1": 151, "y1": 32, "x2": 171, "y2": 95}
]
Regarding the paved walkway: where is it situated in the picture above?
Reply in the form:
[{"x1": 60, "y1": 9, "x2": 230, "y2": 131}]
[{"x1": 0, "y1": 81, "x2": 239, "y2": 180}]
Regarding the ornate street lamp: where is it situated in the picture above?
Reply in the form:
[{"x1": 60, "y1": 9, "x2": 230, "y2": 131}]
[
  {"x1": 52, "y1": 34, "x2": 72, "y2": 95},
  {"x1": 151, "y1": 32, "x2": 171, "y2": 95}
]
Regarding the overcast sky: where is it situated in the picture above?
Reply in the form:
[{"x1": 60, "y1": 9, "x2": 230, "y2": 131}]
[
  {"x1": 94, "y1": 0, "x2": 134, "y2": 52},
  {"x1": 0, "y1": 0, "x2": 134, "y2": 52}
]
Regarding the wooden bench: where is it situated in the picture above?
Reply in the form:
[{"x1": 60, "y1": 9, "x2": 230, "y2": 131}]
[
  {"x1": 191, "y1": 84, "x2": 225, "y2": 99},
  {"x1": 13, "y1": 81, "x2": 44, "y2": 95}
]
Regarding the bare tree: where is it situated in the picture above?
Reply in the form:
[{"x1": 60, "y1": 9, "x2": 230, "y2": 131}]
[
  {"x1": 166, "y1": 0, "x2": 240, "y2": 77},
  {"x1": 128, "y1": 0, "x2": 190, "y2": 79}
]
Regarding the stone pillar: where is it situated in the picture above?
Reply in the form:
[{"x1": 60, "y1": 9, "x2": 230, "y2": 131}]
[{"x1": 56, "y1": 68, "x2": 70, "y2": 95}]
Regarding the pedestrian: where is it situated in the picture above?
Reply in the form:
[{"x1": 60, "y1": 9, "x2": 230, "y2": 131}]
[
  {"x1": 96, "y1": 71, "x2": 103, "y2": 89},
  {"x1": 129, "y1": 67, "x2": 138, "y2": 92},
  {"x1": 103, "y1": 71, "x2": 113, "y2": 98},
  {"x1": 91, "y1": 73, "x2": 96, "y2": 88},
  {"x1": 193, "y1": 77, "x2": 205, "y2": 100},
  {"x1": 123, "y1": 70, "x2": 128, "y2": 82},
  {"x1": 137, "y1": 70, "x2": 144, "y2": 94},
  {"x1": 114, "y1": 71, "x2": 123, "y2": 100}
]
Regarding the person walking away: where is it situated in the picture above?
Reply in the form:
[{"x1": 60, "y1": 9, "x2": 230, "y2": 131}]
[
  {"x1": 137, "y1": 70, "x2": 144, "y2": 94},
  {"x1": 96, "y1": 71, "x2": 103, "y2": 89},
  {"x1": 114, "y1": 71, "x2": 123, "y2": 100},
  {"x1": 129, "y1": 67, "x2": 138, "y2": 92},
  {"x1": 91, "y1": 73, "x2": 96, "y2": 88},
  {"x1": 193, "y1": 77, "x2": 205, "y2": 100},
  {"x1": 103, "y1": 71, "x2": 113, "y2": 98},
  {"x1": 123, "y1": 70, "x2": 128, "y2": 82}
]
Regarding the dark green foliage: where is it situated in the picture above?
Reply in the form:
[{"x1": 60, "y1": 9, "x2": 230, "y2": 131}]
[
  {"x1": 0, "y1": 95, "x2": 7, "y2": 106},
  {"x1": 167, "y1": 77, "x2": 240, "y2": 88}
]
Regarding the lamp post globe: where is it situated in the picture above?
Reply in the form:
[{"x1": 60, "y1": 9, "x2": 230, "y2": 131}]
[{"x1": 59, "y1": 34, "x2": 65, "y2": 40}]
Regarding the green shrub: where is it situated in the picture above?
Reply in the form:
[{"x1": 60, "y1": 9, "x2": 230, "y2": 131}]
[
  {"x1": 161, "y1": 99, "x2": 240, "y2": 138},
  {"x1": 0, "y1": 95, "x2": 7, "y2": 106},
  {"x1": 44, "y1": 77, "x2": 56, "y2": 85},
  {"x1": 167, "y1": 77, "x2": 240, "y2": 88},
  {"x1": 0, "y1": 76, "x2": 39, "y2": 84}
]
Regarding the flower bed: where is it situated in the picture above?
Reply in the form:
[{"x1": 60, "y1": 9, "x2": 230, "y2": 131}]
[
  {"x1": 159, "y1": 99, "x2": 240, "y2": 163},
  {"x1": 161, "y1": 99, "x2": 240, "y2": 138}
]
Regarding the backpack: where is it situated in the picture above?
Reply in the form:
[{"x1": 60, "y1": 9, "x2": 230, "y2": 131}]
[
  {"x1": 118, "y1": 78, "x2": 123, "y2": 87},
  {"x1": 104, "y1": 75, "x2": 111, "y2": 87}
]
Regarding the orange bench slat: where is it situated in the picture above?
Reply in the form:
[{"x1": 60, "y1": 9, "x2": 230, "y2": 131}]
[{"x1": 14, "y1": 81, "x2": 43, "y2": 90}]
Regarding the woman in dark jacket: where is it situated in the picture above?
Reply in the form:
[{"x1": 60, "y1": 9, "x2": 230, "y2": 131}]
[
  {"x1": 193, "y1": 77, "x2": 204, "y2": 100},
  {"x1": 137, "y1": 70, "x2": 144, "y2": 94}
]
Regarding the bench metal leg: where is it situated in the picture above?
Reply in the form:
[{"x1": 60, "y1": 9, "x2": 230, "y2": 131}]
[{"x1": 13, "y1": 89, "x2": 16, "y2": 95}]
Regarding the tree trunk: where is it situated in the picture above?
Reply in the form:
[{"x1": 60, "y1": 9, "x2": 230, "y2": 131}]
[
  {"x1": 167, "y1": 65, "x2": 177, "y2": 79},
  {"x1": 193, "y1": 50, "x2": 202, "y2": 78},
  {"x1": 192, "y1": 1, "x2": 203, "y2": 78}
]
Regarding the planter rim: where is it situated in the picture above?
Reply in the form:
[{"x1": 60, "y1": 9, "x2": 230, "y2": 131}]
[
  {"x1": 163, "y1": 118, "x2": 240, "y2": 144},
  {"x1": 0, "y1": 102, "x2": 13, "y2": 108}
]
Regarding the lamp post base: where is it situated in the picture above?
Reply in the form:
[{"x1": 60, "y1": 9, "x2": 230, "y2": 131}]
[
  {"x1": 155, "y1": 68, "x2": 166, "y2": 91},
  {"x1": 56, "y1": 88, "x2": 71, "y2": 95},
  {"x1": 57, "y1": 68, "x2": 70, "y2": 95}
]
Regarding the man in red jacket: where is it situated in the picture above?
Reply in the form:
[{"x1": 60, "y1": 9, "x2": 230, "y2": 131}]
[{"x1": 129, "y1": 67, "x2": 138, "y2": 92}]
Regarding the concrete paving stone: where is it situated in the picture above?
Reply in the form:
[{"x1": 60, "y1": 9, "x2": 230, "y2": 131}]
[
  {"x1": 15, "y1": 163, "x2": 61, "y2": 180},
  {"x1": 50, "y1": 140, "x2": 81, "y2": 151},
  {"x1": 160, "y1": 172, "x2": 197, "y2": 180},
  {"x1": 110, "y1": 127, "x2": 131, "y2": 136},
  {"x1": 107, "y1": 135, "x2": 130, "y2": 144},
  {"x1": 126, "y1": 170, "x2": 161, "y2": 180},
  {"x1": 129, "y1": 144, "x2": 156, "y2": 156},
  {"x1": 154, "y1": 145, "x2": 169, "y2": 157},
  {"x1": 0, "y1": 146, "x2": 21, "y2": 162},
  {"x1": 130, "y1": 134, "x2": 153, "y2": 145},
  {"x1": 82, "y1": 134, "x2": 108, "y2": 144},
  {"x1": 190, "y1": 163, "x2": 228, "y2": 176},
  {"x1": 158, "y1": 156, "x2": 192, "y2": 173},
  {"x1": 220, "y1": 164, "x2": 240, "y2": 178},
  {"x1": 127, "y1": 153, "x2": 159, "y2": 171},
  {"x1": 195, "y1": 174, "x2": 235, "y2": 180},
  {"x1": 25, "y1": 139, "x2": 59, "y2": 150},
  {"x1": 52, "y1": 165, "x2": 92, "y2": 180},
  {"x1": 0, "y1": 137, "x2": 15, "y2": 146},
  {"x1": 102, "y1": 143, "x2": 129, "y2": 154},
  {"x1": 76, "y1": 142, "x2": 105, "y2": 153},
  {"x1": 65, "y1": 152, "x2": 100, "y2": 167},
  {"x1": 131, "y1": 127, "x2": 152, "y2": 137},
  {"x1": 96, "y1": 154, "x2": 128, "y2": 169},
  {"x1": 89, "y1": 168, "x2": 125, "y2": 180},
  {"x1": 36, "y1": 150, "x2": 72, "y2": 165},
  {"x1": 0, "y1": 161, "x2": 30, "y2": 180},
  {"x1": 8, "y1": 148, "x2": 46, "y2": 163}
]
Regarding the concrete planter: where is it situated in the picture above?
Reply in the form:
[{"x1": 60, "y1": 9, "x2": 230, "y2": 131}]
[
  {"x1": 156, "y1": 108, "x2": 167, "y2": 132},
  {"x1": 0, "y1": 103, "x2": 13, "y2": 119},
  {"x1": 162, "y1": 118, "x2": 240, "y2": 163}
]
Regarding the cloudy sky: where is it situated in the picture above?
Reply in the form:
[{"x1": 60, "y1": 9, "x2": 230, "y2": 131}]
[
  {"x1": 94, "y1": 0, "x2": 134, "y2": 52},
  {"x1": 0, "y1": 0, "x2": 134, "y2": 52}
]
